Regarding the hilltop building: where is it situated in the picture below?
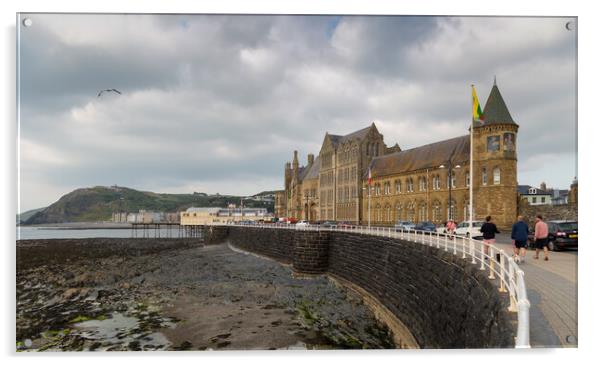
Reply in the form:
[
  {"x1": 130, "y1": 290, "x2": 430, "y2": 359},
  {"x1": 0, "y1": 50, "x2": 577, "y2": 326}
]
[{"x1": 277, "y1": 81, "x2": 520, "y2": 229}]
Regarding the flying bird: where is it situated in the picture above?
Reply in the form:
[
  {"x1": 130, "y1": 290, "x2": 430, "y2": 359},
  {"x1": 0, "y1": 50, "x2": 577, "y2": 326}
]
[{"x1": 97, "y1": 88, "x2": 122, "y2": 98}]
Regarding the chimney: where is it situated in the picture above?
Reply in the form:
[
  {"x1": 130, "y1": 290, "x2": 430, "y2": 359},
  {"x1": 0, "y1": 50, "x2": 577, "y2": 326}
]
[
  {"x1": 540, "y1": 182, "x2": 547, "y2": 192},
  {"x1": 307, "y1": 153, "x2": 314, "y2": 166},
  {"x1": 292, "y1": 151, "x2": 299, "y2": 182}
]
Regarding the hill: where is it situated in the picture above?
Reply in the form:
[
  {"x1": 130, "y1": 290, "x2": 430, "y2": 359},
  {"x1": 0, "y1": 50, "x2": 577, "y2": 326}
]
[
  {"x1": 22, "y1": 186, "x2": 274, "y2": 225},
  {"x1": 16, "y1": 207, "x2": 47, "y2": 224}
]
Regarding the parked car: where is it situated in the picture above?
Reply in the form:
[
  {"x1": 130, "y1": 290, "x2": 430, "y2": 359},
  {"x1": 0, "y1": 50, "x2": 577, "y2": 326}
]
[
  {"x1": 455, "y1": 221, "x2": 486, "y2": 238},
  {"x1": 394, "y1": 221, "x2": 416, "y2": 232},
  {"x1": 414, "y1": 221, "x2": 437, "y2": 232},
  {"x1": 338, "y1": 221, "x2": 355, "y2": 229},
  {"x1": 321, "y1": 220, "x2": 338, "y2": 228},
  {"x1": 296, "y1": 220, "x2": 309, "y2": 227},
  {"x1": 528, "y1": 220, "x2": 578, "y2": 251}
]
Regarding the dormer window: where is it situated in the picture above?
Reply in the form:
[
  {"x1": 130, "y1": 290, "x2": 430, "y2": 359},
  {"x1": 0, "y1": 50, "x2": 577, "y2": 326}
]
[{"x1": 529, "y1": 188, "x2": 537, "y2": 194}]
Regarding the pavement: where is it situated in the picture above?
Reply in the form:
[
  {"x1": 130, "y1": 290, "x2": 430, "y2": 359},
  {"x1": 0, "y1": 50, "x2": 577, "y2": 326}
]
[{"x1": 493, "y1": 233, "x2": 577, "y2": 348}]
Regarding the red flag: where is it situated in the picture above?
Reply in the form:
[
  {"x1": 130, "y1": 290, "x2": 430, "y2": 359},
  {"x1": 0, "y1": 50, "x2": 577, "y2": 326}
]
[{"x1": 368, "y1": 168, "x2": 372, "y2": 186}]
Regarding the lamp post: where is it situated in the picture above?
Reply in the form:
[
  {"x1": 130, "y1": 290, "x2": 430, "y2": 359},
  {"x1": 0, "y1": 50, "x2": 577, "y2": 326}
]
[
  {"x1": 304, "y1": 191, "x2": 310, "y2": 221},
  {"x1": 439, "y1": 161, "x2": 461, "y2": 221},
  {"x1": 362, "y1": 186, "x2": 373, "y2": 228}
]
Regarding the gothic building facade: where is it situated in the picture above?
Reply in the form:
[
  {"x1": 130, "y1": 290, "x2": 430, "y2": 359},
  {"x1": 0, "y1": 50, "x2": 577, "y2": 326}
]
[{"x1": 276, "y1": 82, "x2": 519, "y2": 229}]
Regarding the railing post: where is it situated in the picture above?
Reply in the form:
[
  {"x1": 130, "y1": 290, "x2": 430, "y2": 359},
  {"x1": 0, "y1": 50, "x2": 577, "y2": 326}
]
[
  {"x1": 515, "y1": 270, "x2": 531, "y2": 348},
  {"x1": 470, "y1": 240, "x2": 476, "y2": 264},
  {"x1": 499, "y1": 254, "x2": 508, "y2": 293},
  {"x1": 480, "y1": 242, "x2": 486, "y2": 270},
  {"x1": 488, "y1": 250, "x2": 496, "y2": 280},
  {"x1": 453, "y1": 235, "x2": 457, "y2": 255}
]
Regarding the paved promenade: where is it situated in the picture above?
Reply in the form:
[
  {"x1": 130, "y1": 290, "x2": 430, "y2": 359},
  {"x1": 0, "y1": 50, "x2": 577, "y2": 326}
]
[{"x1": 493, "y1": 233, "x2": 577, "y2": 348}]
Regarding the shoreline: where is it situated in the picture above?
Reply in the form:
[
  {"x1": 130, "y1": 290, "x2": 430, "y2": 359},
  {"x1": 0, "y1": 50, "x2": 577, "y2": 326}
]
[{"x1": 17, "y1": 238, "x2": 396, "y2": 351}]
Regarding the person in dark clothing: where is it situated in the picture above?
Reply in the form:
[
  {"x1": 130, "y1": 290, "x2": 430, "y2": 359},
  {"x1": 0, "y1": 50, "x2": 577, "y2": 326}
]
[
  {"x1": 480, "y1": 216, "x2": 500, "y2": 256},
  {"x1": 511, "y1": 215, "x2": 529, "y2": 263}
]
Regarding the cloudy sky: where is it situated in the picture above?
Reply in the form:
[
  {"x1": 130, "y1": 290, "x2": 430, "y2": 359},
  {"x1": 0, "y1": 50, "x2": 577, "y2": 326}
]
[{"x1": 17, "y1": 14, "x2": 576, "y2": 212}]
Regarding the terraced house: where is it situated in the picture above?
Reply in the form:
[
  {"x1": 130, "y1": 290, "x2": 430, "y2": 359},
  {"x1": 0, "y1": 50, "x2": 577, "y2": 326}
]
[{"x1": 278, "y1": 81, "x2": 519, "y2": 229}]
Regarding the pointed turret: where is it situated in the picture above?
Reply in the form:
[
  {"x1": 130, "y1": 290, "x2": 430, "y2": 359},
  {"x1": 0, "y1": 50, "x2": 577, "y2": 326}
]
[{"x1": 481, "y1": 81, "x2": 517, "y2": 126}]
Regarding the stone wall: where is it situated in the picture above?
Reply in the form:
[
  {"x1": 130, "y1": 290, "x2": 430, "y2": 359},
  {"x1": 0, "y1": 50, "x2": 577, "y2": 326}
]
[
  {"x1": 225, "y1": 226, "x2": 515, "y2": 348},
  {"x1": 518, "y1": 200, "x2": 578, "y2": 226}
]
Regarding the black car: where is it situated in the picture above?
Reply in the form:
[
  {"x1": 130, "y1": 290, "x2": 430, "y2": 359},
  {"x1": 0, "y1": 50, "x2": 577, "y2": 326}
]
[
  {"x1": 528, "y1": 220, "x2": 578, "y2": 251},
  {"x1": 414, "y1": 221, "x2": 437, "y2": 232}
]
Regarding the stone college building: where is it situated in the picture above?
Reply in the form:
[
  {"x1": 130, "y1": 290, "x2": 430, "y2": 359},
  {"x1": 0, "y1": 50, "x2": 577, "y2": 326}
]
[{"x1": 275, "y1": 81, "x2": 519, "y2": 229}]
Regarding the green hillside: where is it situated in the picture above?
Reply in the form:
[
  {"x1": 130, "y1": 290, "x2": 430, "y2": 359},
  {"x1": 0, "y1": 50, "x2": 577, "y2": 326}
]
[{"x1": 22, "y1": 186, "x2": 274, "y2": 225}]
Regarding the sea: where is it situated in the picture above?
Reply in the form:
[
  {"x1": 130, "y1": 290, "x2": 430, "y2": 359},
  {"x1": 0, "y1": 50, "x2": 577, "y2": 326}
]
[{"x1": 17, "y1": 226, "x2": 183, "y2": 240}]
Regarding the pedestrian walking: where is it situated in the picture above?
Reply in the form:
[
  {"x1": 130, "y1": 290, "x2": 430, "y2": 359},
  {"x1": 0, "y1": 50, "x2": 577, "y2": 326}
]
[
  {"x1": 511, "y1": 215, "x2": 529, "y2": 263},
  {"x1": 533, "y1": 214, "x2": 550, "y2": 261},
  {"x1": 445, "y1": 219, "x2": 456, "y2": 238},
  {"x1": 480, "y1": 215, "x2": 500, "y2": 257}
]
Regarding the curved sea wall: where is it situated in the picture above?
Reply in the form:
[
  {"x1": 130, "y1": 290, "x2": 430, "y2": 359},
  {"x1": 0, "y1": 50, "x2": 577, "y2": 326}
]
[{"x1": 225, "y1": 226, "x2": 515, "y2": 348}]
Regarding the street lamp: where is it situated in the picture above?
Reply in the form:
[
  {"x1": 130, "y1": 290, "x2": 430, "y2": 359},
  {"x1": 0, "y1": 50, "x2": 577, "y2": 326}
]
[
  {"x1": 362, "y1": 186, "x2": 373, "y2": 228},
  {"x1": 439, "y1": 161, "x2": 461, "y2": 221},
  {"x1": 303, "y1": 191, "x2": 310, "y2": 221}
]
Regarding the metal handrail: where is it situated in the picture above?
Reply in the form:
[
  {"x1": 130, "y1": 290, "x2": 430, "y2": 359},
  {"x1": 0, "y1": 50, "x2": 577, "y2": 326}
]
[{"x1": 223, "y1": 221, "x2": 530, "y2": 348}]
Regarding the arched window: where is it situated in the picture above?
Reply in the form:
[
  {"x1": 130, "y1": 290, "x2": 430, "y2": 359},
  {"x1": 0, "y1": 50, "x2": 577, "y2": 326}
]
[
  {"x1": 418, "y1": 202, "x2": 427, "y2": 221},
  {"x1": 395, "y1": 180, "x2": 401, "y2": 193},
  {"x1": 451, "y1": 172, "x2": 457, "y2": 188},
  {"x1": 482, "y1": 167, "x2": 488, "y2": 186},
  {"x1": 407, "y1": 178, "x2": 414, "y2": 192},
  {"x1": 433, "y1": 175, "x2": 441, "y2": 190},
  {"x1": 465, "y1": 172, "x2": 470, "y2": 187},
  {"x1": 419, "y1": 176, "x2": 426, "y2": 191},
  {"x1": 375, "y1": 204, "x2": 381, "y2": 222},
  {"x1": 385, "y1": 204, "x2": 391, "y2": 222},
  {"x1": 395, "y1": 202, "x2": 402, "y2": 220},
  {"x1": 448, "y1": 199, "x2": 457, "y2": 221},
  {"x1": 493, "y1": 167, "x2": 501, "y2": 185},
  {"x1": 432, "y1": 201, "x2": 442, "y2": 224},
  {"x1": 375, "y1": 183, "x2": 381, "y2": 196},
  {"x1": 406, "y1": 202, "x2": 416, "y2": 222}
]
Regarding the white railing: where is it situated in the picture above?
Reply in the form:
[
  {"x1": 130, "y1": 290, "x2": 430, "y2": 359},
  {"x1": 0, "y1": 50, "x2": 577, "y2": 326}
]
[{"x1": 224, "y1": 222, "x2": 530, "y2": 348}]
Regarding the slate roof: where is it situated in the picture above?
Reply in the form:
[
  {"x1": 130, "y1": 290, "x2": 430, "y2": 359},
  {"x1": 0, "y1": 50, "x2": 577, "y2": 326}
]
[
  {"x1": 327, "y1": 124, "x2": 374, "y2": 147},
  {"x1": 368, "y1": 134, "x2": 470, "y2": 178},
  {"x1": 479, "y1": 83, "x2": 516, "y2": 126},
  {"x1": 300, "y1": 159, "x2": 321, "y2": 181},
  {"x1": 517, "y1": 185, "x2": 552, "y2": 196}
]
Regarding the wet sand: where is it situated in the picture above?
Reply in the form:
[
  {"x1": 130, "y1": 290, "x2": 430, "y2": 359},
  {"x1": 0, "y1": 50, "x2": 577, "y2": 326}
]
[{"x1": 16, "y1": 238, "x2": 395, "y2": 351}]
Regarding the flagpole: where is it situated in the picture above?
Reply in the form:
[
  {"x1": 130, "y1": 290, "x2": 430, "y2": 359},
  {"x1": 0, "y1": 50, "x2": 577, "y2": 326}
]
[
  {"x1": 469, "y1": 85, "x2": 474, "y2": 239},
  {"x1": 368, "y1": 184, "x2": 371, "y2": 229}
]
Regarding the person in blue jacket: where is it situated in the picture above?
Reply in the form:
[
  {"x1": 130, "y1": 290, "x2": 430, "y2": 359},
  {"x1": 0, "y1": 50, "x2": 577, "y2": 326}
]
[{"x1": 511, "y1": 215, "x2": 529, "y2": 264}]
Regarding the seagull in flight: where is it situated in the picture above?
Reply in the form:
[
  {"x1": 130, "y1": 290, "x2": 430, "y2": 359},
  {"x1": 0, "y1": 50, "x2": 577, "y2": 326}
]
[{"x1": 97, "y1": 88, "x2": 122, "y2": 98}]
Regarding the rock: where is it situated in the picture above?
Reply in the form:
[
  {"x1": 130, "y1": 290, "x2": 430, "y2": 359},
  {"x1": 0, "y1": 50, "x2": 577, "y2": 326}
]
[
  {"x1": 24, "y1": 339, "x2": 32, "y2": 348},
  {"x1": 62, "y1": 288, "x2": 80, "y2": 300}
]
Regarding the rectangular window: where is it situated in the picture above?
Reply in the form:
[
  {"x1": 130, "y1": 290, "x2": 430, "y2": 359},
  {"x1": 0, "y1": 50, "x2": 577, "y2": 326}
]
[
  {"x1": 540, "y1": 197, "x2": 545, "y2": 203},
  {"x1": 532, "y1": 197, "x2": 536, "y2": 204}
]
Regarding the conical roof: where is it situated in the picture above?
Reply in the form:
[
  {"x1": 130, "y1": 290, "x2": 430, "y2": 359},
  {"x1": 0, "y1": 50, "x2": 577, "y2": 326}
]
[{"x1": 481, "y1": 83, "x2": 516, "y2": 126}]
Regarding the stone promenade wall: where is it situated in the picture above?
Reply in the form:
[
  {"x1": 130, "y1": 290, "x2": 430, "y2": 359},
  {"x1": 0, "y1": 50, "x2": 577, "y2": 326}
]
[
  {"x1": 518, "y1": 201, "x2": 578, "y2": 226},
  {"x1": 225, "y1": 226, "x2": 515, "y2": 348}
]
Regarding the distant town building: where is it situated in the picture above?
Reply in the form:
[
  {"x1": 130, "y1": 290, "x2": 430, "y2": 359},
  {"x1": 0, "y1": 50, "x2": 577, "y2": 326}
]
[
  {"x1": 114, "y1": 210, "x2": 180, "y2": 224},
  {"x1": 568, "y1": 178, "x2": 578, "y2": 206},
  {"x1": 517, "y1": 185, "x2": 552, "y2": 206},
  {"x1": 180, "y1": 206, "x2": 272, "y2": 225}
]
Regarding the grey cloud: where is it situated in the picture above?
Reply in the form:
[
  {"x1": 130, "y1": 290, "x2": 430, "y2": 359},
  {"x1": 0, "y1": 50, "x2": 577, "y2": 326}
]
[{"x1": 18, "y1": 14, "x2": 577, "y2": 211}]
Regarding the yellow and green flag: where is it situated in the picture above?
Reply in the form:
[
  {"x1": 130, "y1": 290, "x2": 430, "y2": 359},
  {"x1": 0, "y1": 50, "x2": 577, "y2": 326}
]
[{"x1": 472, "y1": 85, "x2": 484, "y2": 121}]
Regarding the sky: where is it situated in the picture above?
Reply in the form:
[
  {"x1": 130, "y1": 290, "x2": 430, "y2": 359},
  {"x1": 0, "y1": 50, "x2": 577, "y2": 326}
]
[{"x1": 17, "y1": 14, "x2": 577, "y2": 212}]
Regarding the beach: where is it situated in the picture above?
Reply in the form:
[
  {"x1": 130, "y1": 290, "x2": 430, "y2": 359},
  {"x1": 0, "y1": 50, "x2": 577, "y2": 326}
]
[{"x1": 16, "y1": 237, "x2": 394, "y2": 351}]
